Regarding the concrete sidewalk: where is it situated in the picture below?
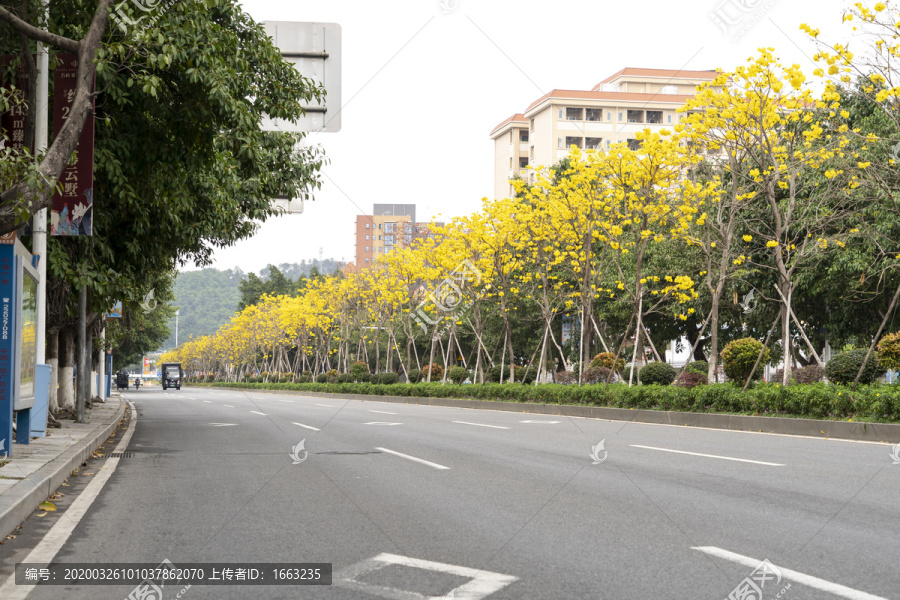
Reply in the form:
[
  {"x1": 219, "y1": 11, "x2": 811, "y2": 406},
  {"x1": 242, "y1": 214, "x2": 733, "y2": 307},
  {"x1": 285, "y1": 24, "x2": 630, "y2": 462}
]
[{"x1": 0, "y1": 394, "x2": 126, "y2": 540}]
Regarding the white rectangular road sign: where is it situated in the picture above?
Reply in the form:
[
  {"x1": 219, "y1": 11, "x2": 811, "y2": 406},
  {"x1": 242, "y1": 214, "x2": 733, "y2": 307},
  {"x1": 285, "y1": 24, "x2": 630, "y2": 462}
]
[{"x1": 261, "y1": 21, "x2": 342, "y2": 133}]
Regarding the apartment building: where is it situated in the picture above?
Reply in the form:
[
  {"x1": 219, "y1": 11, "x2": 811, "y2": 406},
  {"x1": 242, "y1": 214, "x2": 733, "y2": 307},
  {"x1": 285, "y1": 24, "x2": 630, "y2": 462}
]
[
  {"x1": 490, "y1": 67, "x2": 719, "y2": 200},
  {"x1": 354, "y1": 204, "x2": 443, "y2": 269}
]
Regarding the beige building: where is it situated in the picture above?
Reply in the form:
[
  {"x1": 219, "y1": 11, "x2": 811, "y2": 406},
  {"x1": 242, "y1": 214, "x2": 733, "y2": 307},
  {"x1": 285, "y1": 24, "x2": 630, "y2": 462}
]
[
  {"x1": 354, "y1": 204, "x2": 443, "y2": 269},
  {"x1": 490, "y1": 67, "x2": 719, "y2": 200}
]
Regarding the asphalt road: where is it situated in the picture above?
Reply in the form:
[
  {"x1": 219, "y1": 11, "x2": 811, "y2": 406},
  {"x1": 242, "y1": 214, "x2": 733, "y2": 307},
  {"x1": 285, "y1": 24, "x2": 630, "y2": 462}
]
[{"x1": 1, "y1": 385, "x2": 898, "y2": 600}]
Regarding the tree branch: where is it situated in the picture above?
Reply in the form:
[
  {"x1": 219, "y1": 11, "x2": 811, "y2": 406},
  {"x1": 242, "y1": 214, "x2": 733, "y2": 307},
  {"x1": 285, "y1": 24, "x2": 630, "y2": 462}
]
[
  {"x1": 0, "y1": 5, "x2": 80, "y2": 53},
  {"x1": 0, "y1": 0, "x2": 114, "y2": 233}
]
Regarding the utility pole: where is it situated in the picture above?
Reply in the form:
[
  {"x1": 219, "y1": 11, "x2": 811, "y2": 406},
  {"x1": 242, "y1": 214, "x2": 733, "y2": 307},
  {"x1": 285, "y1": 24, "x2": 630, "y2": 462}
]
[
  {"x1": 175, "y1": 309, "x2": 180, "y2": 347},
  {"x1": 33, "y1": 14, "x2": 49, "y2": 365},
  {"x1": 75, "y1": 286, "x2": 86, "y2": 423}
]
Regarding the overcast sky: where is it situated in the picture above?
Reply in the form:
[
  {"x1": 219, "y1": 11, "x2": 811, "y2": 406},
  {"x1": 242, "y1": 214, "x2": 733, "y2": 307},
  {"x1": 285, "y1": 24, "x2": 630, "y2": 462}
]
[{"x1": 189, "y1": 0, "x2": 852, "y2": 275}]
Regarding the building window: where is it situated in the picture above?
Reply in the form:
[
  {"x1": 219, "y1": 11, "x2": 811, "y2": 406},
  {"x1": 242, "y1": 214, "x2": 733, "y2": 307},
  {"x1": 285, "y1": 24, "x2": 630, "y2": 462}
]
[
  {"x1": 606, "y1": 140, "x2": 612, "y2": 149},
  {"x1": 646, "y1": 110, "x2": 662, "y2": 124},
  {"x1": 365, "y1": 258, "x2": 370, "y2": 263},
  {"x1": 566, "y1": 107, "x2": 583, "y2": 121},
  {"x1": 365, "y1": 223, "x2": 370, "y2": 229},
  {"x1": 586, "y1": 108, "x2": 602, "y2": 121},
  {"x1": 565, "y1": 136, "x2": 583, "y2": 148},
  {"x1": 365, "y1": 234, "x2": 370, "y2": 240},
  {"x1": 627, "y1": 138, "x2": 641, "y2": 150},
  {"x1": 378, "y1": 235, "x2": 382, "y2": 240},
  {"x1": 558, "y1": 109, "x2": 564, "y2": 119},
  {"x1": 519, "y1": 157, "x2": 529, "y2": 168},
  {"x1": 509, "y1": 131, "x2": 513, "y2": 142},
  {"x1": 627, "y1": 110, "x2": 644, "y2": 123},
  {"x1": 667, "y1": 114, "x2": 672, "y2": 124},
  {"x1": 608, "y1": 111, "x2": 613, "y2": 122},
  {"x1": 366, "y1": 246, "x2": 370, "y2": 252},
  {"x1": 585, "y1": 137, "x2": 602, "y2": 150},
  {"x1": 558, "y1": 137, "x2": 564, "y2": 148},
  {"x1": 618, "y1": 112, "x2": 623, "y2": 121},
  {"x1": 519, "y1": 130, "x2": 529, "y2": 142}
]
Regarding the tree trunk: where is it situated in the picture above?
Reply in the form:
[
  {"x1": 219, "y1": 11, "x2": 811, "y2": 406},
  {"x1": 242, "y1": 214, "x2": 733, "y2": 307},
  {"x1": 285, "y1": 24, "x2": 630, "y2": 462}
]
[
  {"x1": 47, "y1": 328, "x2": 59, "y2": 413},
  {"x1": 59, "y1": 325, "x2": 74, "y2": 410}
]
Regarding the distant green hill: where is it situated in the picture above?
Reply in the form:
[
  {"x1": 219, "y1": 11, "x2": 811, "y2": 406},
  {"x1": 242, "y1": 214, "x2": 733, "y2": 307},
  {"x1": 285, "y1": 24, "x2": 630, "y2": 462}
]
[
  {"x1": 160, "y1": 268, "x2": 245, "y2": 349},
  {"x1": 159, "y1": 260, "x2": 343, "y2": 350}
]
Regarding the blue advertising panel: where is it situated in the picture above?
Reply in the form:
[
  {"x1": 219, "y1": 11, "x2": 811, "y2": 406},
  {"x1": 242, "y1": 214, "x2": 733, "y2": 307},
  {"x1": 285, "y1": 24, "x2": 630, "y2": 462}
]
[{"x1": 0, "y1": 231, "x2": 16, "y2": 454}]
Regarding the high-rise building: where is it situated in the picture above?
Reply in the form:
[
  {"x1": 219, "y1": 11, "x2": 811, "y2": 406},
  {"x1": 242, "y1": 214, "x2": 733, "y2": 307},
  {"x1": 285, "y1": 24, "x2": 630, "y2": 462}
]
[
  {"x1": 353, "y1": 205, "x2": 442, "y2": 269},
  {"x1": 490, "y1": 67, "x2": 719, "y2": 200}
]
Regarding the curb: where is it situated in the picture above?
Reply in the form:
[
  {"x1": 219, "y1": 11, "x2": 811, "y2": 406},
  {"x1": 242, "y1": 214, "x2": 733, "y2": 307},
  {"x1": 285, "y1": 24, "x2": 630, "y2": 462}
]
[
  {"x1": 205, "y1": 386, "x2": 900, "y2": 443},
  {"x1": 0, "y1": 396, "x2": 127, "y2": 540}
]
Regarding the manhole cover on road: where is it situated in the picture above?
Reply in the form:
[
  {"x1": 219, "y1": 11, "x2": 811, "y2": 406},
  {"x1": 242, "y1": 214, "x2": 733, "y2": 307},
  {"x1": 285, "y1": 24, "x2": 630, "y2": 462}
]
[{"x1": 315, "y1": 451, "x2": 383, "y2": 456}]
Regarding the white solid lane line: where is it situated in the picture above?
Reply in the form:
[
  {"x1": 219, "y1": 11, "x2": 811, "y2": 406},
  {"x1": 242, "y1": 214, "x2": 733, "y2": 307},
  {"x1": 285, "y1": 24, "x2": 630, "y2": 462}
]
[
  {"x1": 250, "y1": 411, "x2": 267, "y2": 416},
  {"x1": 693, "y1": 547, "x2": 889, "y2": 600},
  {"x1": 279, "y1": 399, "x2": 294, "y2": 403},
  {"x1": 0, "y1": 401, "x2": 139, "y2": 600},
  {"x1": 453, "y1": 420, "x2": 510, "y2": 430},
  {"x1": 293, "y1": 422, "x2": 321, "y2": 431},
  {"x1": 210, "y1": 423, "x2": 237, "y2": 427},
  {"x1": 375, "y1": 447, "x2": 450, "y2": 470},
  {"x1": 203, "y1": 400, "x2": 212, "y2": 403},
  {"x1": 520, "y1": 420, "x2": 561, "y2": 424},
  {"x1": 364, "y1": 422, "x2": 402, "y2": 426},
  {"x1": 369, "y1": 410, "x2": 397, "y2": 415},
  {"x1": 224, "y1": 404, "x2": 234, "y2": 407},
  {"x1": 631, "y1": 445, "x2": 785, "y2": 466},
  {"x1": 315, "y1": 404, "x2": 334, "y2": 408}
]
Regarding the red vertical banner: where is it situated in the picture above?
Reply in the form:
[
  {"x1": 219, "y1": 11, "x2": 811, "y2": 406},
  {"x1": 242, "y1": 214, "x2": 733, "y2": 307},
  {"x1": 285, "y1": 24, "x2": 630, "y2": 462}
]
[
  {"x1": 0, "y1": 55, "x2": 32, "y2": 156},
  {"x1": 51, "y1": 53, "x2": 94, "y2": 236}
]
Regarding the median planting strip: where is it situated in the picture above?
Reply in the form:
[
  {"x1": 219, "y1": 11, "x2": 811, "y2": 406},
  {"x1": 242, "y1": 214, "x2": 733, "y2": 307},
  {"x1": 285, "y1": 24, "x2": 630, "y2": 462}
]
[{"x1": 190, "y1": 383, "x2": 900, "y2": 443}]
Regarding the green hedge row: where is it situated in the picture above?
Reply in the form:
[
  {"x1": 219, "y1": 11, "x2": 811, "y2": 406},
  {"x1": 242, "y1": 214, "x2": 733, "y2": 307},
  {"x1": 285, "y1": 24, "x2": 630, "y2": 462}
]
[{"x1": 197, "y1": 381, "x2": 900, "y2": 422}]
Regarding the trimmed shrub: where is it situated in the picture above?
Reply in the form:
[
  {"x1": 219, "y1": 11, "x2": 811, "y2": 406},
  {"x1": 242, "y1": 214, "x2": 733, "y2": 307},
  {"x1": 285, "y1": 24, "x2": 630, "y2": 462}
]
[
  {"x1": 825, "y1": 349, "x2": 884, "y2": 384},
  {"x1": 326, "y1": 376, "x2": 338, "y2": 384},
  {"x1": 406, "y1": 369, "x2": 423, "y2": 383},
  {"x1": 315, "y1": 373, "x2": 328, "y2": 384},
  {"x1": 684, "y1": 360, "x2": 709, "y2": 376},
  {"x1": 488, "y1": 364, "x2": 520, "y2": 383},
  {"x1": 350, "y1": 361, "x2": 369, "y2": 381},
  {"x1": 674, "y1": 371, "x2": 707, "y2": 389},
  {"x1": 297, "y1": 375, "x2": 312, "y2": 384},
  {"x1": 449, "y1": 366, "x2": 469, "y2": 384},
  {"x1": 583, "y1": 367, "x2": 613, "y2": 384},
  {"x1": 793, "y1": 364, "x2": 825, "y2": 384},
  {"x1": 876, "y1": 331, "x2": 900, "y2": 370},
  {"x1": 337, "y1": 373, "x2": 352, "y2": 384},
  {"x1": 423, "y1": 363, "x2": 444, "y2": 381},
  {"x1": 379, "y1": 372, "x2": 399, "y2": 385},
  {"x1": 520, "y1": 366, "x2": 537, "y2": 384},
  {"x1": 638, "y1": 362, "x2": 677, "y2": 385},
  {"x1": 721, "y1": 338, "x2": 770, "y2": 383},
  {"x1": 590, "y1": 352, "x2": 625, "y2": 372},
  {"x1": 622, "y1": 365, "x2": 639, "y2": 384},
  {"x1": 554, "y1": 371, "x2": 577, "y2": 385},
  {"x1": 359, "y1": 373, "x2": 372, "y2": 383}
]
